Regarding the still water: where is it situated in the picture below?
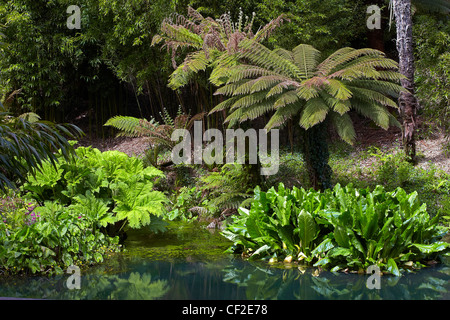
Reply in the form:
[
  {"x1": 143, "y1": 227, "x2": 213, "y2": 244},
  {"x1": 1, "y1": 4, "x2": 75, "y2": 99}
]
[{"x1": 0, "y1": 222, "x2": 448, "y2": 300}]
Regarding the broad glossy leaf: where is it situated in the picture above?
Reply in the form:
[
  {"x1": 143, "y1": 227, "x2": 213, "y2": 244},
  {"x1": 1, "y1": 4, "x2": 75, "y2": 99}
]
[
  {"x1": 411, "y1": 242, "x2": 450, "y2": 254},
  {"x1": 294, "y1": 209, "x2": 318, "y2": 249},
  {"x1": 386, "y1": 258, "x2": 401, "y2": 276}
]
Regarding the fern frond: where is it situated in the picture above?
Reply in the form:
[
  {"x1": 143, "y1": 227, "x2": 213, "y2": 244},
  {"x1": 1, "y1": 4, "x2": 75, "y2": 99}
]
[
  {"x1": 215, "y1": 79, "x2": 249, "y2": 96},
  {"x1": 292, "y1": 44, "x2": 321, "y2": 79},
  {"x1": 168, "y1": 50, "x2": 212, "y2": 89},
  {"x1": 317, "y1": 47, "x2": 383, "y2": 76},
  {"x1": 209, "y1": 96, "x2": 241, "y2": 114},
  {"x1": 237, "y1": 99, "x2": 278, "y2": 122},
  {"x1": 104, "y1": 116, "x2": 158, "y2": 137},
  {"x1": 330, "y1": 112, "x2": 356, "y2": 145},
  {"x1": 225, "y1": 64, "x2": 281, "y2": 83},
  {"x1": 299, "y1": 98, "x2": 330, "y2": 129},
  {"x1": 325, "y1": 79, "x2": 353, "y2": 100},
  {"x1": 238, "y1": 39, "x2": 302, "y2": 79},
  {"x1": 265, "y1": 102, "x2": 303, "y2": 130},
  {"x1": 230, "y1": 91, "x2": 270, "y2": 110},
  {"x1": 274, "y1": 47, "x2": 294, "y2": 62},
  {"x1": 320, "y1": 92, "x2": 351, "y2": 115},
  {"x1": 273, "y1": 90, "x2": 300, "y2": 109},
  {"x1": 350, "y1": 98, "x2": 392, "y2": 130},
  {"x1": 296, "y1": 84, "x2": 320, "y2": 100},
  {"x1": 349, "y1": 80, "x2": 406, "y2": 98},
  {"x1": 347, "y1": 86, "x2": 398, "y2": 108},
  {"x1": 250, "y1": 75, "x2": 290, "y2": 94}
]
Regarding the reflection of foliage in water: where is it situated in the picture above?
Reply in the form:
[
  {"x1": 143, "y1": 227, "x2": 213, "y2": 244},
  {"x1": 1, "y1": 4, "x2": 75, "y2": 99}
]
[
  {"x1": 121, "y1": 221, "x2": 232, "y2": 263},
  {"x1": 222, "y1": 260, "x2": 450, "y2": 300},
  {"x1": 0, "y1": 260, "x2": 169, "y2": 300},
  {"x1": 0, "y1": 223, "x2": 448, "y2": 300}
]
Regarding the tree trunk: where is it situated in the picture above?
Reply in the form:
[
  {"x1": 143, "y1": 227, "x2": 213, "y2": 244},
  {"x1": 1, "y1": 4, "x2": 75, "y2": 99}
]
[
  {"x1": 302, "y1": 123, "x2": 333, "y2": 191},
  {"x1": 392, "y1": 0, "x2": 417, "y2": 162}
]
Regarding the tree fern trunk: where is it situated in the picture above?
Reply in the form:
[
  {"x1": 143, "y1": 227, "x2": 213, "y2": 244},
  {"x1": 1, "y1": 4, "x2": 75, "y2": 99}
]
[
  {"x1": 302, "y1": 122, "x2": 332, "y2": 191},
  {"x1": 393, "y1": 0, "x2": 417, "y2": 162}
]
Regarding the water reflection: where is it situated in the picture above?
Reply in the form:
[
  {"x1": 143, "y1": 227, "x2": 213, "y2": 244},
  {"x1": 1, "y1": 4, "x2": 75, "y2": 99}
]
[
  {"x1": 0, "y1": 222, "x2": 448, "y2": 300},
  {"x1": 0, "y1": 255, "x2": 448, "y2": 300}
]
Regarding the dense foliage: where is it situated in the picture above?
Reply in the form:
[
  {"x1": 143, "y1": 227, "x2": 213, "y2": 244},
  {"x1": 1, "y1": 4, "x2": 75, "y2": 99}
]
[
  {"x1": 0, "y1": 103, "x2": 83, "y2": 190},
  {"x1": 0, "y1": 0, "x2": 449, "y2": 280},
  {"x1": 22, "y1": 146, "x2": 168, "y2": 232},
  {"x1": 210, "y1": 40, "x2": 404, "y2": 189},
  {"x1": 0, "y1": 191, "x2": 121, "y2": 275},
  {"x1": 1, "y1": 146, "x2": 169, "y2": 274},
  {"x1": 223, "y1": 183, "x2": 450, "y2": 275}
]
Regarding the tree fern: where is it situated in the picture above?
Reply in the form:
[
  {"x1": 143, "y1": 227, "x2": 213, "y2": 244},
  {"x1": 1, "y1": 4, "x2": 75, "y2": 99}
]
[
  {"x1": 152, "y1": 6, "x2": 287, "y2": 90},
  {"x1": 211, "y1": 41, "x2": 405, "y2": 189},
  {"x1": 212, "y1": 41, "x2": 405, "y2": 145}
]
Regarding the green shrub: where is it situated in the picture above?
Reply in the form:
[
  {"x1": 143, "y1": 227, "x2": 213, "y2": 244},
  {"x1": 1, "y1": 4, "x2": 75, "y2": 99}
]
[
  {"x1": 165, "y1": 186, "x2": 203, "y2": 222},
  {"x1": 0, "y1": 194, "x2": 120, "y2": 275},
  {"x1": 222, "y1": 183, "x2": 450, "y2": 276},
  {"x1": 21, "y1": 146, "x2": 168, "y2": 233}
]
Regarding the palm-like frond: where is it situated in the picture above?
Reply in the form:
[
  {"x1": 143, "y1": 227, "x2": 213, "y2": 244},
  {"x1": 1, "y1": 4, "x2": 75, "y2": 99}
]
[
  {"x1": 152, "y1": 7, "x2": 286, "y2": 90},
  {"x1": 105, "y1": 112, "x2": 206, "y2": 151},
  {"x1": 0, "y1": 109, "x2": 83, "y2": 190},
  {"x1": 213, "y1": 40, "x2": 405, "y2": 145}
]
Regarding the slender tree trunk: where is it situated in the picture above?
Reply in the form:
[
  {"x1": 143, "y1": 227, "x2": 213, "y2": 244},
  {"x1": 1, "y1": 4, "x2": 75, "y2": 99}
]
[
  {"x1": 392, "y1": 0, "x2": 417, "y2": 162},
  {"x1": 302, "y1": 123, "x2": 332, "y2": 191}
]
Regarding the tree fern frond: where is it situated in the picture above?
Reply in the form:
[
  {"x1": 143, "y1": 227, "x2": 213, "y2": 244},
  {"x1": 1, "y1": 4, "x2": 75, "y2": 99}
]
[
  {"x1": 225, "y1": 64, "x2": 280, "y2": 83},
  {"x1": 253, "y1": 14, "x2": 289, "y2": 42},
  {"x1": 265, "y1": 80, "x2": 300, "y2": 98},
  {"x1": 160, "y1": 23, "x2": 203, "y2": 49},
  {"x1": 349, "y1": 80, "x2": 406, "y2": 98},
  {"x1": 238, "y1": 100, "x2": 278, "y2": 122},
  {"x1": 320, "y1": 92, "x2": 352, "y2": 115},
  {"x1": 329, "y1": 55, "x2": 398, "y2": 79},
  {"x1": 299, "y1": 98, "x2": 330, "y2": 129},
  {"x1": 274, "y1": 47, "x2": 294, "y2": 62},
  {"x1": 168, "y1": 50, "x2": 213, "y2": 89},
  {"x1": 325, "y1": 79, "x2": 353, "y2": 100},
  {"x1": 330, "y1": 112, "x2": 356, "y2": 145},
  {"x1": 292, "y1": 44, "x2": 321, "y2": 79},
  {"x1": 371, "y1": 70, "x2": 406, "y2": 82},
  {"x1": 347, "y1": 86, "x2": 398, "y2": 108},
  {"x1": 230, "y1": 91, "x2": 270, "y2": 110},
  {"x1": 317, "y1": 48, "x2": 384, "y2": 75},
  {"x1": 266, "y1": 102, "x2": 303, "y2": 130},
  {"x1": 250, "y1": 75, "x2": 290, "y2": 94},
  {"x1": 215, "y1": 79, "x2": 249, "y2": 96},
  {"x1": 273, "y1": 90, "x2": 300, "y2": 109},
  {"x1": 350, "y1": 98, "x2": 392, "y2": 130},
  {"x1": 209, "y1": 96, "x2": 241, "y2": 114},
  {"x1": 239, "y1": 39, "x2": 302, "y2": 79},
  {"x1": 296, "y1": 83, "x2": 320, "y2": 100}
]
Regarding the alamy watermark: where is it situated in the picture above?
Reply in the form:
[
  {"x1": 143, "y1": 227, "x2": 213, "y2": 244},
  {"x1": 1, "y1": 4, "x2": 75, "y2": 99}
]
[
  {"x1": 366, "y1": 5, "x2": 381, "y2": 30},
  {"x1": 66, "y1": 265, "x2": 81, "y2": 290},
  {"x1": 366, "y1": 265, "x2": 381, "y2": 290},
  {"x1": 171, "y1": 121, "x2": 280, "y2": 175},
  {"x1": 67, "y1": 5, "x2": 81, "y2": 30}
]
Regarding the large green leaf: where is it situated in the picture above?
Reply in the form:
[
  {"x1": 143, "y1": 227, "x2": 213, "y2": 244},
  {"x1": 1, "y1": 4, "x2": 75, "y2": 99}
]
[{"x1": 294, "y1": 209, "x2": 318, "y2": 251}]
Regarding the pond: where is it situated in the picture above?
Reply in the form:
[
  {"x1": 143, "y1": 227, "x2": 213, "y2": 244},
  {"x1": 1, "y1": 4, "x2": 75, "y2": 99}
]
[{"x1": 0, "y1": 222, "x2": 448, "y2": 300}]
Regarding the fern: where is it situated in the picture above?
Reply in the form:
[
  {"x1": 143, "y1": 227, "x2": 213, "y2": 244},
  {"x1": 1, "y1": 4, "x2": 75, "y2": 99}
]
[
  {"x1": 105, "y1": 111, "x2": 205, "y2": 166},
  {"x1": 212, "y1": 41, "x2": 404, "y2": 145},
  {"x1": 152, "y1": 6, "x2": 286, "y2": 90},
  {"x1": 200, "y1": 164, "x2": 255, "y2": 212},
  {"x1": 104, "y1": 116, "x2": 159, "y2": 138}
]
